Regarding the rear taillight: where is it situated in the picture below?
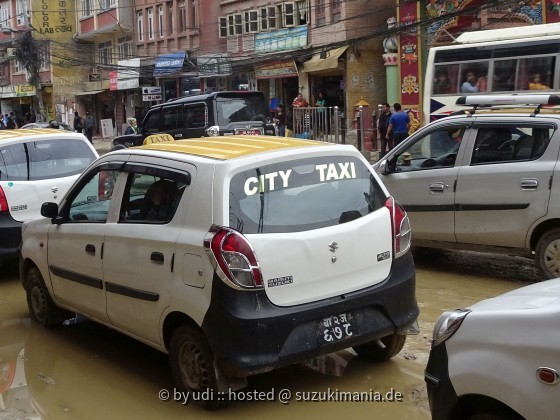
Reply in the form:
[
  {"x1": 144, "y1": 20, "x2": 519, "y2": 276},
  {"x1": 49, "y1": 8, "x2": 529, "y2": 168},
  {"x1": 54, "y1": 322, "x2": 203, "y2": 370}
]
[
  {"x1": 204, "y1": 225, "x2": 263, "y2": 289},
  {"x1": 385, "y1": 196, "x2": 411, "y2": 258},
  {"x1": 0, "y1": 186, "x2": 8, "y2": 213},
  {"x1": 98, "y1": 171, "x2": 114, "y2": 200}
]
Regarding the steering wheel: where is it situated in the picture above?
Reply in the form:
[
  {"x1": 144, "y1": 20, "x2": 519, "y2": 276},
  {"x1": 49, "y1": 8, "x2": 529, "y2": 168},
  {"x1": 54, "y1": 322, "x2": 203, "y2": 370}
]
[
  {"x1": 420, "y1": 158, "x2": 437, "y2": 168},
  {"x1": 72, "y1": 213, "x2": 89, "y2": 221}
]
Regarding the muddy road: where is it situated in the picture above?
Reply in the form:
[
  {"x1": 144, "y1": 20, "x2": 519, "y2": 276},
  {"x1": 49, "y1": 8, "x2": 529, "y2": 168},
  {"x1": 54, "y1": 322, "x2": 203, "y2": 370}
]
[{"x1": 0, "y1": 250, "x2": 541, "y2": 419}]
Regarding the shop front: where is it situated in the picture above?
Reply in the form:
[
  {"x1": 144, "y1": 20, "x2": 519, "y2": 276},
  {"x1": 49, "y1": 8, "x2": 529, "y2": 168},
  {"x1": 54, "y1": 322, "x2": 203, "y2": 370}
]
[{"x1": 255, "y1": 60, "x2": 299, "y2": 112}]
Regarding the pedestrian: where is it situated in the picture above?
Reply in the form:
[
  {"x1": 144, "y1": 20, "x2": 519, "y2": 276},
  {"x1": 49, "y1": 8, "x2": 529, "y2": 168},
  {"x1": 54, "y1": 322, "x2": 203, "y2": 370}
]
[
  {"x1": 378, "y1": 102, "x2": 392, "y2": 158},
  {"x1": 14, "y1": 110, "x2": 23, "y2": 128},
  {"x1": 73, "y1": 111, "x2": 83, "y2": 133},
  {"x1": 273, "y1": 105, "x2": 286, "y2": 137},
  {"x1": 7, "y1": 112, "x2": 16, "y2": 129},
  {"x1": 3, "y1": 114, "x2": 8, "y2": 128},
  {"x1": 292, "y1": 92, "x2": 308, "y2": 108},
  {"x1": 84, "y1": 111, "x2": 95, "y2": 144},
  {"x1": 386, "y1": 103, "x2": 410, "y2": 147},
  {"x1": 124, "y1": 117, "x2": 139, "y2": 135},
  {"x1": 29, "y1": 109, "x2": 36, "y2": 123},
  {"x1": 285, "y1": 106, "x2": 294, "y2": 137}
]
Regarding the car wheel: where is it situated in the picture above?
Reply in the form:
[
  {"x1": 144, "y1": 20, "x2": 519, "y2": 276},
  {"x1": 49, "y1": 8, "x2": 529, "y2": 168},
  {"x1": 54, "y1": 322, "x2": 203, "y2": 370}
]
[
  {"x1": 110, "y1": 144, "x2": 127, "y2": 151},
  {"x1": 536, "y1": 228, "x2": 560, "y2": 279},
  {"x1": 26, "y1": 267, "x2": 71, "y2": 327},
  {"x1": 169, "y1": 324, "x2": 229, "y2": 410},
  {"x1": 352, "y1": 333, "x2": 407, "y2": 362}
]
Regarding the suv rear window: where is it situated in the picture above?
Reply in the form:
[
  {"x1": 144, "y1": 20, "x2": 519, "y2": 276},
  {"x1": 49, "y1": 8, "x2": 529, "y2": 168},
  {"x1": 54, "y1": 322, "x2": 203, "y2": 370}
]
[
  {"x1": 0, "y1": 138, "x2": 96, "y2": 181},
  {"x1": 216, "y1": 96, "x2": 270, "y2": 125},
  {"x1": 229, "y1": 156, "x2": 386, "y2": 234}
]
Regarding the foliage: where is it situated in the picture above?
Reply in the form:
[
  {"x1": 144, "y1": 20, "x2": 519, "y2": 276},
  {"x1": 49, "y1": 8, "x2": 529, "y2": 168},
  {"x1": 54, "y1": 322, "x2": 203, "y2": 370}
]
[{"x1": 12, "y1": 30, "x2": 41, "y2": 85}]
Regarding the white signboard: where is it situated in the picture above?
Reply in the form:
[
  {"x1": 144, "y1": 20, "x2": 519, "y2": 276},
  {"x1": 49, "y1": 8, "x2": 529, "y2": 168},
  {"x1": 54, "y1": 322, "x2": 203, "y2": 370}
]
[
  {"x1": 143, "y1": 86, "x2": 162, "y2": 94},
  {"x1": 100, "y1": 119, "x2": 114, "y2": 138},
  {"x1": 143, "y1": 94, "x2": 162, "y2": 102}
]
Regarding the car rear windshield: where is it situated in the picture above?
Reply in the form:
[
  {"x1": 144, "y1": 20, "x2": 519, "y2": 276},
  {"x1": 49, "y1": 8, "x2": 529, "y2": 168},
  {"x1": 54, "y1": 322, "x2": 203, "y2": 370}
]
[
  {"x1": 216, "y1": 95, "x2": 270, "y2": 125},
  {"x1": 0, "y1": 138, "x2": 96, "y2": 181},
  {"x1": 229, "y1": 156, "x2": 387, "y2": 234}
]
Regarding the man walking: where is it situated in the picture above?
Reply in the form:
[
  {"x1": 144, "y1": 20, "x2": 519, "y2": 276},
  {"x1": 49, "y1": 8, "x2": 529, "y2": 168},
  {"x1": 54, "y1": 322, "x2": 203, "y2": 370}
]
[
  {"x1": 386, "y1": 103, "x2": 410, "y2": 147},
  {"x1": 84, "y1": 111, "x2": 95, "y2": 144},
  {"x1": 378, "y1": 102, "x2": 392, "y2": 158}
]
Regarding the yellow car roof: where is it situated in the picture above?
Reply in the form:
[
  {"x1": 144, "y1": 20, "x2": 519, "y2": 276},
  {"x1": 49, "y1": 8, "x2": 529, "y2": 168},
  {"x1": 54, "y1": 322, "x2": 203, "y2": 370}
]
[
  {"x1": 139, "y1": 136, "x2": 329, "y2": 160},
  {"x1": 0, "y1": 128, "x2": 62, "y2": 140}
]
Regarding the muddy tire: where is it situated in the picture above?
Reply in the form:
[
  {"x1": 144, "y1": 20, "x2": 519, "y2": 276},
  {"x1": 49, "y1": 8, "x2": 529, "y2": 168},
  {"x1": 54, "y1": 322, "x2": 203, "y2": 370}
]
[
  {"x1": 536, "y1": 228, "x2": 560, "y2": 279},
  {"x1": 26, "y1": 267, "x2": 71, "y2": 327},
  {"x1": 353, "y1": 333, "x2": 407, "y2": 362},
  {"x1": 169, "y1": 324, "x2": 229, "y2": 410}
]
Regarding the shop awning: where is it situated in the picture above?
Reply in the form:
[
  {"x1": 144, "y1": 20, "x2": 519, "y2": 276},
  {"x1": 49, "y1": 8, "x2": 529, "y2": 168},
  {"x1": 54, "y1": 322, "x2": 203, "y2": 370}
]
[
  {"x1": 74, "y1": 90, "x2": 104, "y2": 96},
  {"x1": 302, "y1": 46, "x2": 348, "y2": 73},
  {"x1": 154, "y1": 52, "x2": 186, "y2": 77}
]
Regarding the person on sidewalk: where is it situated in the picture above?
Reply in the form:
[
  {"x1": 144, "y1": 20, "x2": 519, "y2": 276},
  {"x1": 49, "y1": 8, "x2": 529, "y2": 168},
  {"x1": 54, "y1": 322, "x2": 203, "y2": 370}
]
[
  {"x1": 84, "y1": 111, "x2": 95, "y2": 144},
  {"x1": 386, "y1": 103, "x2": 410, "y2": 147},
  {"x1": 378, "y1": 102, "x2": 392, "y2": 158},
  {"x1": 73, "y1": 111, "x2": 83, "y2": 133}
]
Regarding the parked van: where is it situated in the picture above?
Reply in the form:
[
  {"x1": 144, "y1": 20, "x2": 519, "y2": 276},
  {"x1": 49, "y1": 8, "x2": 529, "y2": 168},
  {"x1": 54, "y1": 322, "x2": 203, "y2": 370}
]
[{"x1": 111, "y1": 91, "x2": 275, "y2": 150}]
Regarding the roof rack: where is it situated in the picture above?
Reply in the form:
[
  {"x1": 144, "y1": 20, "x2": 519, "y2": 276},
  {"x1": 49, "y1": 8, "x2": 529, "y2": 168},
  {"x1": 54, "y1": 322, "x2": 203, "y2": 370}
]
[{"x1": 455, "y1": 94, "x2": 560, "y2": 117}]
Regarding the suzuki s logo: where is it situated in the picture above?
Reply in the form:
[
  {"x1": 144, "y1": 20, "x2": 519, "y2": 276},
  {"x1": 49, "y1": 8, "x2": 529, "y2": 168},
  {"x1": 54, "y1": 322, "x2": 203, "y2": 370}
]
[
  {"x1": 329, "y1": 241, "x2": 338, "y2": 253},
  {"x1": 51, "y1": 186, "x2": 58, "y2": 193}
]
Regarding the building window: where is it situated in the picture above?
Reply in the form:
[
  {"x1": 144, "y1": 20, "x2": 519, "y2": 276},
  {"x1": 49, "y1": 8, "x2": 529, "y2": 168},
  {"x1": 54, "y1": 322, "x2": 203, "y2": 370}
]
[
  {"x1": 118, "y1": 35, "x2": 133, "y2": 59},
  {"x1": 99, "y1": 0, "x2": 116, "y2": 10},
  {"x1": 283, "y1": 3, "x2": 295, "y2": 27},
  {"x1": 137, "y1": 11, "x2": 143, "y2": 41},
  {"x1": 332, "y1": 0, "x2": 342, "y2": 22},
  {"x1": 148, "y1": 8, "x2": 154, "y2": 40},
  {"x1": 16, "y1": 2, "x2": 28, "y2": 26},
  {"x1": 260, "y1": 8, "x2": 268, "y2": 31},
  {"x1": 179, "y1": 1, "x2": 186, "y2": 32},
  {"x1": 188, "y1": 0, "x2": 196, "y2": 28},
  {"x1": 0, "y1": 6, "x2": 8, "y2": 28},
  {"x1": 244, "y1": 10, "x2": 258, "y2": 33},
  {"x1": 82, "y1": 0, "x2": 94, "y2": 17},
  {"x1": 39, "y1": 43, "x2": 50, "y2": 72},
  {"x1": 158, "y1": 5, "x2": 164, "y2": 37},
  {"x1": 167, "y1": 2, "x2": 174, "y2": 35},
  {"x1": 219, "y1": 17, "x2": 227, "y2": 38},
  {"x1": 267, "y1": 6, "x2": 277, "y2": 30},
  {"x1": 98, "y1": 41, "x2": 113, "y2": 65},
  {"x1": 234, "y1": 13, "x2": 242, "y2": 35}
]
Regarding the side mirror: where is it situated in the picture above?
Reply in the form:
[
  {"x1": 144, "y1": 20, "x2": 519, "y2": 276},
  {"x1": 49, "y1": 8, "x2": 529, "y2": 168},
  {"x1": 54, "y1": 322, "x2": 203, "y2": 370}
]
[
  {"x1": 41, "y1": 202, "x2": 58, "y2": 218},
  {"x1": 378, "y1": 160, "x2": 391, "y2": 175}
]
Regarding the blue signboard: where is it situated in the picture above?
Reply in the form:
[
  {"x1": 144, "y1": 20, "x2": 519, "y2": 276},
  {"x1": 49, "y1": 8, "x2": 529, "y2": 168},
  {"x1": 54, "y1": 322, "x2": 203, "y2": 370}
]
[
  {"x1": 154, "y1": 52, "x2": 186, "y2": 76},
  {"x1": 255, "y1": 26, "x2": 308, "y2": 53}
]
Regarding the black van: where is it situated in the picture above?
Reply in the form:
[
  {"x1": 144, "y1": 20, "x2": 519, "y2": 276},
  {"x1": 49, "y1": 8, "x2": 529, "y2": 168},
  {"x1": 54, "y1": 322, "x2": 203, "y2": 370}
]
[{"x1": 111, "y1": 91, "x2": 275, "y2": 149}]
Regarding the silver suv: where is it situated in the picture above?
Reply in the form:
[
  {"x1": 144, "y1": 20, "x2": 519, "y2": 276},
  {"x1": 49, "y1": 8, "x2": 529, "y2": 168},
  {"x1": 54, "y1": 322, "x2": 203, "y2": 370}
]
[
  {"x1": 375, "y1": 94, "x2": 560, "y2": 279},
  {"x1": 20, "y1": 135, "x2": 418, "y2": 409}
]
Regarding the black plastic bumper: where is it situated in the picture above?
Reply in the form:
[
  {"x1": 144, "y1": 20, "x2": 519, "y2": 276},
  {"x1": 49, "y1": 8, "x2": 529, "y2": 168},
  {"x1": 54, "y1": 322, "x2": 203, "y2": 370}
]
[
  {"x1": 0, "y1": 213, "x2": 22, "y2": 261},
  {"x1": 425, "y1": 342, "x2": 458, "y2": 420},
  {"x1": 202, "y1": 250, "x2": 418, "y2": 378}
]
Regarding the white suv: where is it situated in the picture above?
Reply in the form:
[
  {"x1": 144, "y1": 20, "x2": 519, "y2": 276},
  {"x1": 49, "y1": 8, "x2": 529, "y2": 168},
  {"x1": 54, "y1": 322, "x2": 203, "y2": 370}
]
[
  {"x1": 0, "y1": 129, "x2": 98, "y2": 264},
  {"x1": 20, "y1": 135, "x2": 418, "y2": 409},
  {"x1": 375, "y1": 94, "x2": 560, "y2": 279}
]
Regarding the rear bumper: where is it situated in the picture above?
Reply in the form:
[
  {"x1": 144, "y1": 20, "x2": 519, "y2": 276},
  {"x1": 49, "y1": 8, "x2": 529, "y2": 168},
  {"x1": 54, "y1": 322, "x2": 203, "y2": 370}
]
[
  {"x1": 425, "y1": 343, "x2": 458, "y2": 420},
  {"x1": 202, "y1": 250, "x2": 418, "y2": 378},
  {"x1": 0, "y1": 213, "x2": 22, "y2": 261}
]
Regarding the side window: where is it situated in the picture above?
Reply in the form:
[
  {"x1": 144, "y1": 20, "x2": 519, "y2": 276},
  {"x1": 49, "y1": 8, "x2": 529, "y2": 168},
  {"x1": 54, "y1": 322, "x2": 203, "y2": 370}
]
[
  {"x1": 0, "y1": 143, "x2": 27, "y2": 180},
  {"x1": 119, "y1": 171, "x2": 187, "y2": 224},
  {"x1": 459, "y1": 62, "x2": 488, "y2": 93},
  {"x1": 471, "y1": 126, "x2": 553, "y2": 165},
  {"x1": 66, "y1": 168, "x2": 118, "y2": 222},
  {"x1": 143, "y1": 110, "x2": 161, "y2": 134},
  {"x1": 394, "y1": 126, "x2": 465, "y2": 172},
  {"x1": 185, "y1": 104, "x2": 207, "y2": 129},
  {"x1": 162, "y1": 106, "x2": 184, "y2": 131}
]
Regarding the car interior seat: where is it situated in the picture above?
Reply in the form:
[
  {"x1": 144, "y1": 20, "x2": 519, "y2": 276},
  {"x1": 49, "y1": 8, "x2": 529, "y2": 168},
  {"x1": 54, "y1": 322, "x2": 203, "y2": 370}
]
[{"x1": 513, "y1": 134, "x2": 535, "y2": 160}]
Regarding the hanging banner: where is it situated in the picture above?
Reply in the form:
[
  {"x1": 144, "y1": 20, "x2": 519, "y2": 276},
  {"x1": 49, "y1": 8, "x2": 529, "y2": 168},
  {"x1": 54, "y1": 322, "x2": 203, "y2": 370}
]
[{"x1": 398, "y1": 1, "x2": 421, "y2": 113}]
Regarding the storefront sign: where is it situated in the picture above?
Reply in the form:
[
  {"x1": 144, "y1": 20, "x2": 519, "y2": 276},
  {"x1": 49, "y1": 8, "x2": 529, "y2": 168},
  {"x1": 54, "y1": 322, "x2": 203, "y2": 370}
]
[
  {"x1": 117, "y1": 58, "x2": 140, "y2": 90},
  {"x1": 255, "y1": 60, "x2": 298, "y2": 79},
  {"x1": 154, "y1": 52, "x2": 186, "y2": 77},
  {"x1": 117, "y1": 79, "x2": 139, "y2": 90},
  {"x1": 255, "y1": 26, "x2": 307, "y2": 53},
  {"x1": 109, "y1": 71, "x2": 118, "y2": 91},
  {"x1": 143, "y1": 94, "x2": 162, "y2": 102},
  {"x1": 17, "y1": 85, "x2": 36, "y2": 97}
]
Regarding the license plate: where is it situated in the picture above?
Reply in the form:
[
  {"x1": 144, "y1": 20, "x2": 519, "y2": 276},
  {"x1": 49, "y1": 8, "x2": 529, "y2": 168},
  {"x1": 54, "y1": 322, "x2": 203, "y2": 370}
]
[
  {"x1": 235, "y1": 128, "x2": 262, "y2": 135},
  {"x1": 317, "y1": 313, "x2": 357, "y2": 345}
]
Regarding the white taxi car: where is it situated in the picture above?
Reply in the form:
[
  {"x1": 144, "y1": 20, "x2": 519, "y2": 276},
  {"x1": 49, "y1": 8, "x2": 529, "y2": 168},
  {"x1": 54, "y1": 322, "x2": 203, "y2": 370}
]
[
  {"x1": 0, "y1": 129, "x2": 98, "y2": 264},
  {"x1": 19, "y1": 136, "x2": 418, "y2": 409},
  {"x1": 426, "y1": 279, "x2": 560, "y2": 419}
]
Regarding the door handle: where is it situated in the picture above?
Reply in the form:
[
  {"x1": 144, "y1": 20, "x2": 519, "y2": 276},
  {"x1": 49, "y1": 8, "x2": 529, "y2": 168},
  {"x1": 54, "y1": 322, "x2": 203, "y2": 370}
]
[
  {"x1": 520, "y1": 178, "x2": 538, "y2": 190},
  {"x1": 151, "y1": 252, "x2": 164, "y2": 264},
  {"x1": 85, "y1": 244, "x2": 95, "y2": 255},
  {"x1": 429, "y1": 182, "x2": 447, "y2": 193},
  {"x1": 175, "y1": 134, "x2": 183, "y2": 138}
]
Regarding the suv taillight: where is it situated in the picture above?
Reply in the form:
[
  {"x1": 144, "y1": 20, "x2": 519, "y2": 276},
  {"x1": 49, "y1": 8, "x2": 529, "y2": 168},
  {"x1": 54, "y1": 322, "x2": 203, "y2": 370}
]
[
  {"x1": 385, "y1": 196, "x2": 411, "y2": 258},
  {"x1": 98, "y1": 171, "x2": 113, "y2": 200},
  {"x1": 204, "y1": 225, "x2": 263, "y2": 289},
  {"x1": 0, "y1": 186, "x2": 8, "y2": 213}
]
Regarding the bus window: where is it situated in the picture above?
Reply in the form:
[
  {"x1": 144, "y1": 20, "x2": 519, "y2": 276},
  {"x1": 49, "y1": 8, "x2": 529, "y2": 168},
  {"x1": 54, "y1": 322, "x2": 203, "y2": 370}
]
[
  {"x1": 517, "y1": 57, "x2": 554, "y2": 90},
  {"x1": 459, "y1": 63, "x2": 488, "y2": 93},
  {"x1": 493, "y1": 60, "x2": 517, "y2": 92}
]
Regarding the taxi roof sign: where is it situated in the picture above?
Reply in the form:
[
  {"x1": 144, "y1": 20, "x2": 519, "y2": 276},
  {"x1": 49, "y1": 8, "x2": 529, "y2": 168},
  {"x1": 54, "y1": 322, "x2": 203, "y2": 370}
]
[{"x1": 456, "y1": 94, "x2": 560, "y2": 106}]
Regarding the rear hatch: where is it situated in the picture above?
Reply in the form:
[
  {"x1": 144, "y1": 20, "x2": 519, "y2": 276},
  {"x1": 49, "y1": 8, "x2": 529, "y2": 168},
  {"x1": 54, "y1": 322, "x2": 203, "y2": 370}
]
[
  {"x1": 228, "y1": 154, "x2": 393, "y2": 307},
  {"x1": 215, "y1": 93, "x2": 275, "y2": 136},
  {"x1": 0, "y1": 137, "x2": 97, "y2": 222}
]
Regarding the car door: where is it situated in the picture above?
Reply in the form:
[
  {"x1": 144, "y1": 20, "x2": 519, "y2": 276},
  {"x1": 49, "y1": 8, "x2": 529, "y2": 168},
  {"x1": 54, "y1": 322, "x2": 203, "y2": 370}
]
[
  {"x1": 377, "y1": 123, "x2": 471, "y2": 242},
  {"x1": 162, "y1": 104, "x2": 186, "y2": 140},
  {"x1": 455, "y1": 121, "x2": 556, "y2": 248},
  {"x1": 102, "y1": 162, "x2": 190, "y2": 345},
  {"x1": 47, "y1": 163, "x2": 122, "y2": 322}
]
